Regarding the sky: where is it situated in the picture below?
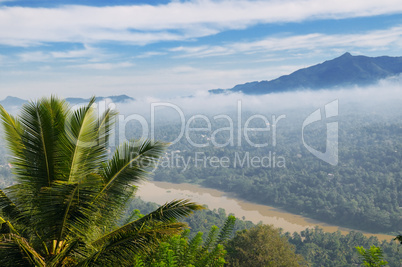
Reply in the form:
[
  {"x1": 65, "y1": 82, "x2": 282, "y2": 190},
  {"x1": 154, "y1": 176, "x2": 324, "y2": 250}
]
[{"x1": 0, "y1": 0, "x2": 402, "y2": 100}]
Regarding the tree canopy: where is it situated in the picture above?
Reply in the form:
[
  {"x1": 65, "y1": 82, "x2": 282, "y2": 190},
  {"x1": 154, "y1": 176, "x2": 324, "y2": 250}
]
[{"x1": 225, "y1": 224, "x2": 307, "y2": 266}]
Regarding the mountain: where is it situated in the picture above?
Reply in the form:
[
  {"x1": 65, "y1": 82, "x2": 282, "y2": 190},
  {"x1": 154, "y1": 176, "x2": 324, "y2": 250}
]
[
  {"x1": 0, "y1": 95, "x2": 134, "y2": 110},
  {"x1": 65, "y1": 95, "x2": 134, "y2": 105},
  {"x1": 0, "y1": 96, "x2": 27, "y2": 108},
  {"x1": 209, "y1": 53, "x2": 402, "y2": 95}
]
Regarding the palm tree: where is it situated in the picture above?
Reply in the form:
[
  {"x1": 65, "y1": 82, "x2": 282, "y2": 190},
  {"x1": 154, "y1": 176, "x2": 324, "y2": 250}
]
[{"x1": 0, "y1": 96, "x2": 202, "y2": 266}]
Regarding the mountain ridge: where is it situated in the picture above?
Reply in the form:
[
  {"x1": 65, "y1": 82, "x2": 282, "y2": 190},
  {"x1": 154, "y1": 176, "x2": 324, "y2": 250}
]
[
  {"x1": 209, "y1": 53, "x2": 402, "y2": 95},
  {"x1": 0, "y1": 95, "x2": 135, "y2": 110}
]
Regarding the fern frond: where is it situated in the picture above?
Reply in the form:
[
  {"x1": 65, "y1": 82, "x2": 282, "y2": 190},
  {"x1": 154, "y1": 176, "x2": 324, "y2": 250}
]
[{"x1": 216, "y1": 215, "x2": 236, "y2": 244}]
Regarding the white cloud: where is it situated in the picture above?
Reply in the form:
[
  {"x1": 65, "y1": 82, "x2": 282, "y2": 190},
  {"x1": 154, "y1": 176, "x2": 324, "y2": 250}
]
[
  {"x1": 0, "y1": 54, "x2": 7, "y2": 63},
  {"x1": 136, "y1": 51, "x2": 167, "y2": 58},
  {"x1": 14, "y1": 45, "x2": 118, "y2": 66},
  {"x1": 0, "y1": 0, "x2": 402, "y2": 46},
  {"x1": 50, "y1": 45, "x2": 101, "y2": 59},
  {"x1": 113, "y1": 79, "x2": 402, "y2": 118},
  {"x1": 18, "y1": 51, "x2": 52, "y2": 62},
  {"x1": 170, "y1": 26, "x2": 402, "y2": 58},
  {"x1": 71, "y1": 62, "x2": 134, "y2": 70},
  {"x1": 0, "y1": 63, "x2": 305, "y2": 100}
]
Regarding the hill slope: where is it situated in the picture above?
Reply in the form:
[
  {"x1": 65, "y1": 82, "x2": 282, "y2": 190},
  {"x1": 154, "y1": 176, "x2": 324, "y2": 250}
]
[{"x1": 209, "y1": 53, "x2": 402, "y2": 95}]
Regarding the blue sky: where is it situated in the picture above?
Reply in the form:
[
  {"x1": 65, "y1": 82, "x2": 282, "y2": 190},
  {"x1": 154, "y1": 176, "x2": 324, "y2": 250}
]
[{"x1": 0, "y1": 0, "x2": 401, "y2": 99}]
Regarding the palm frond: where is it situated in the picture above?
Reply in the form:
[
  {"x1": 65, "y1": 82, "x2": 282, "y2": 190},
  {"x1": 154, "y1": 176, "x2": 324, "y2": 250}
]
[
  {"x1": 0, "y1": 189, "x2": 22, "y2": 223},
  {"x1": 47, "y1": 238, "x2": 81, "y2": 267},
  {"x1": 0, "y1": 233, "x2": 45, "y2": 266},
  {"x1": 93, "y1": 199, "x2": 203, "y2": 248},
  {"x1": 60, "y1": 97, "x2": 105, "y2": 183},
  {"x1": 0, "y1": 217, "x2": 20, "y2": 235},
  {"x1": 74, "y1": 107, "x2": 118, "y2": 184},
  {"x1": 12, "y1": 97, "x2": 68, "y2": 188},
  {"x1": 82, "y1": 222, "x2": 186, "y2": 267},
  {"x1": 32, "y1": 175, "x2": 103, "y2": 247},
  {"x1": 93, "y1": 108, "x2": 117, "y2": 152},
  {"x1": 100, "y1": 139, "x2": 167, "y2": 195},
  {"x1": 1, "y1": 98, "x2": 70, "y2": 219},
  {"x1": 92, "y1": 139, "x2": 168, "y2": 222},
  {"x1": 0, "y1": 104, "x2": 23, "y2": 158}
]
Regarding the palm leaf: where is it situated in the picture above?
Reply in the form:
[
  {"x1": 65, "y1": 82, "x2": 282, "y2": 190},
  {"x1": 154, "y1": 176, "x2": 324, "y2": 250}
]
[
  {"x1": 0, "y1": 104, "x2": 23, "y2": 159},
  {"x1": 19, "y1": 97, "x2": 67, "y2": 186},
  {"x1": 9, "y1": 97, "x2": 67, "y2": 188},
  {"x1": 47, "y1": 238, "x2": 81, "y2": 267},
  {"x1": 81, "y1": 222, "x2": 186, "y2": 267},
  {"x1": 99, "y1": 139, "x2": 168, "y2": 196},
  {"x1": 0, "y1": 189, "x2": 22, "y2": 223},
  {"x1": 60, "y1": 97, "x2": 104, "y2": 183},
  {"x1": 92, "y1": 139, "x2": 168, "y2": 223},
  {"x1": 1, "y1": 98, "x2": 69, "y2": 220},
  {"x1": 93, "y1": 199, "x2": 203, "y2": 248},
  {"x1": 72, "y1": 107, "x2": 117, "y2": 183},
  {"x1": 0, "y1": 217, "x2": 17, "y2": 235},
  {"x1": 0, "y1": 233, "x2": 45, "y2": 266},
  {"x1": 33, "y1": 175, "x2": 103, "y2": 248}
]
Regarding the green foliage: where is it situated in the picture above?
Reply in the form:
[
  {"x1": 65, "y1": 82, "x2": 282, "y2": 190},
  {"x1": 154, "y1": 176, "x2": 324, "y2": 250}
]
[
  {"x1": 225, "y1": 224, "x2": 307, "y2": 267},
  {"x1": 137, "y1": 215, "x2": 236, "y2": 266},
  {"x1": 126, "y1": 197, "x2": 255, "y2": 238},
  {"x1": 288, "y1": 227, "x2": 402, "y2": 267},
  {"x1": 129, "y1": 197, "x2": 402, "y2": 266},
  {"x1": 356, "y1": 246, "x2": 388, "y2": 267},
  {"x1": 3, "y1": 103, "x2": 402, "y2": 234},
  {"x1": 0, "y1": 97, "x2": 203, "y2": 266},
  {"x1": 148, "y1": 109, "x2": 402, "y2": 233}
]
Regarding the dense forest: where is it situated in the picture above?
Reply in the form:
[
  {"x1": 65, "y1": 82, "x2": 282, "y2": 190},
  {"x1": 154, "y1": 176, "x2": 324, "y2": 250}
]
[
  {"x1": 1, "y1": 100, "x2": 401, "y2": 265},
  {"x1": 1, "y1": 103, "x2": 401, "y2": 233},
  {"x1": 131, "y1": 197, "x2": 402, "y2": 266},
  {"x1": 121, "y1": 103, "x2": 402, "y2": 234}
]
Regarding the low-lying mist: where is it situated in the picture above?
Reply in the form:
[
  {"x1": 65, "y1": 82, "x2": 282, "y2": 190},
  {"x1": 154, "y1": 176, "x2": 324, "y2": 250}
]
[{"x1": 113, "y1": 76, "x2": 402, "y2": 122}]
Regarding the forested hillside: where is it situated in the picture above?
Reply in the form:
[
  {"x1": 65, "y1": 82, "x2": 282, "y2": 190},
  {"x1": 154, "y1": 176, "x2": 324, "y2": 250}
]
[
  {"x1": 137, "y1": 104, "x2": 402, "y2": 234},
  {"x1": 131, "y1": 197, "x2": 402, "y2": 266},
  {"x1": 1, "y1": 100, "x2": 401, "y2": 266},
  {"x1": 1, "y1": 103, "x2": 401, "y2": 234}
]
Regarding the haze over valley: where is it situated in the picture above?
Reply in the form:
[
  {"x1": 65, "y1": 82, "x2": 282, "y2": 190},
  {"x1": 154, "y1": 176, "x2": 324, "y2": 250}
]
[{"x1": 1, "y1": 1, "x2": 402, "y2": 266}]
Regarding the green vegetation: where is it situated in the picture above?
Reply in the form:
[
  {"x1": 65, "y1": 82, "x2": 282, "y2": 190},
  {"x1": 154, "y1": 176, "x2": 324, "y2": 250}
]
[
  {"x1": 135, "y1": 216, "x2": 236, "y2": 266},
  {"x1": 147, "y1": 107, "x2": 402, "y2": 234},
  {"x1": 225, "y1": 224, "x2": 307, "y2": 266},
  {"x1": 395, "y1": 235, "x2": 402, "y2": 244},
  {"x1": 2, "y1": 104, "x2": 401, "y2": 234},
  {"x1": 356, "y1": 245, "x2": 388, "y2": 267},
  {"x1": 0, "y1": 97, "x2": 202, "y2": 266},
  {"x1": 288, "y1": 227, "x2": 402, "y2": 266},
  {"x1": 133, "y1": 197, "x2": 402, "y2": 266},
  {"x1": 1, "y1": 98, "x2": 402, "y2": 266},
  {"x1": 126, "y1": 198, "x2": 255, "y2": 238}
]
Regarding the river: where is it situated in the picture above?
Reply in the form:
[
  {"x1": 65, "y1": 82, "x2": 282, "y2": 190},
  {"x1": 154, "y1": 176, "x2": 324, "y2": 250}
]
[{"x1": 136, "y1": 181, "x2": 394, "y2": 241}]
